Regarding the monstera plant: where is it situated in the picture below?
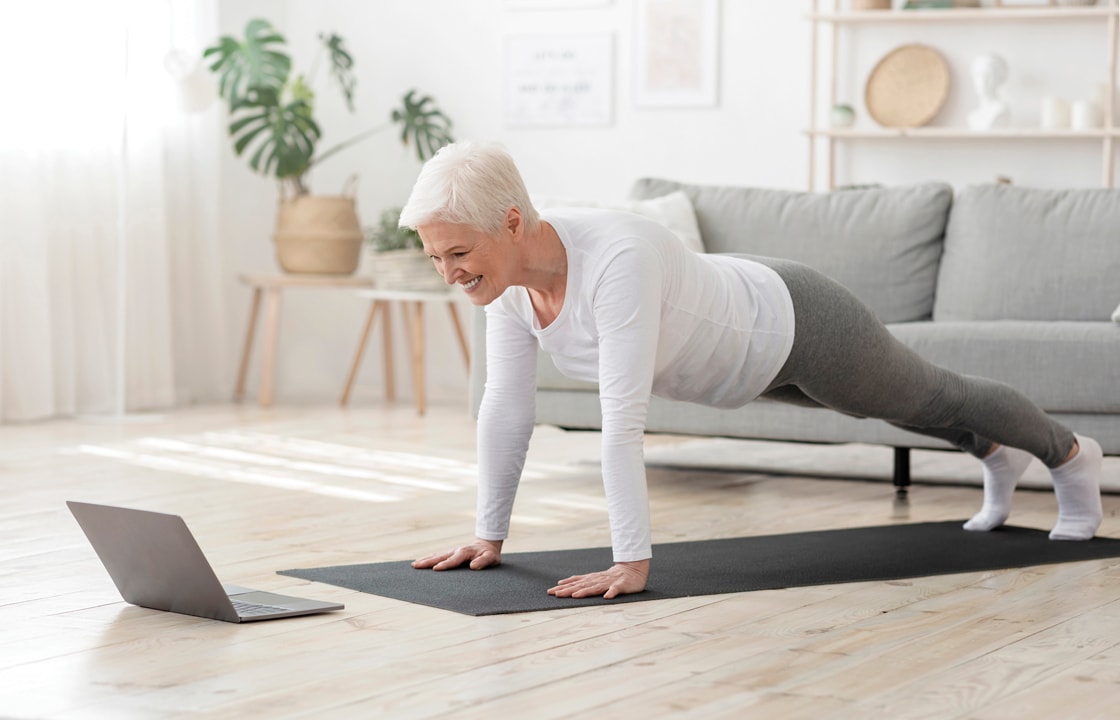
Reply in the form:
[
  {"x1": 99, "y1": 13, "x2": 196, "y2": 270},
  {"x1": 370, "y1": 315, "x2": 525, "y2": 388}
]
[
  {"x1": 202, "y1": 19, "x2": 454, "y2": 274},
  {"x1": 204, "y1": 18, "x2": 453, "y2": 197}
]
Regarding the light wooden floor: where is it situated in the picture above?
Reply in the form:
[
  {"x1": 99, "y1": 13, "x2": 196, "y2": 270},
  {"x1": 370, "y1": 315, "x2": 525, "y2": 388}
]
[{"x1": 3, "y1": 402, "x2": 1120, "y2": 719}]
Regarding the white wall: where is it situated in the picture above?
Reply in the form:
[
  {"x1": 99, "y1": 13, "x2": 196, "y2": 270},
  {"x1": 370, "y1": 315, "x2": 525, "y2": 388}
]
[{"x1": 215, "y1": 0, "x2": 1117, "y2": 408}]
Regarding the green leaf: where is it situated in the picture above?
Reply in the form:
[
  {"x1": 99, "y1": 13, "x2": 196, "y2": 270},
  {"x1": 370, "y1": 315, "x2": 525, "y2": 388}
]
[
  {"x1": 365, "y1": 207, "x2": 423, "y2": 251},
  {"x1": 249, "y1": 140, "x2": 270, "y2": 174},
  {"x1": 319, "y1": 32, "x2": 356, "y2": 112},
  {"x1": 227, "y1": 86, "x2": 321, "y2": 180},
  {"x1": 289, "y1": 75, "x2": 315, "y2": 108},
  {"x1": 390, "y1": 89, "x2": 454, "y2": 162},
  {"x1": 202, "y1": 19, "x2": 291, "y2": 107},
  {"x1": 232, "y1": 122, "x2": 268, "y2": 155},
  {"x1": 229, "y1": 108, "x2": 269, "y2": 134}
]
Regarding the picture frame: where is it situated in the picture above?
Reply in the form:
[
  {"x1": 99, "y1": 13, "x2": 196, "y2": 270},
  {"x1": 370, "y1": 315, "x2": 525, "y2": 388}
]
[
  {"x1": 504, "y1": 33, "x2": 615, "y2": 128},
  {"x1": 505, "y1": 0, "x2": 612, "y2": 8},
  {"x1": 632, "y1": 0, "x2": 720, "y2": 108}
]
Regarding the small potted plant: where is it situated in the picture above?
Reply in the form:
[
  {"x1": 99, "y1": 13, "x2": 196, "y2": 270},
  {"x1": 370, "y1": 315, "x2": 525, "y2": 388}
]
[
  {"x1": 204, "y1": 19, "x2": 454, "y2": 275},
  {"x1": 364, "y1": 208, "x2": 446, "y2": 291}
]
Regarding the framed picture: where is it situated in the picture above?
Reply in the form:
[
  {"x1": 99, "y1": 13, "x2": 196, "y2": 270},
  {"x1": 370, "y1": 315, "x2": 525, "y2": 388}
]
[
  {"x1": 633, "y1": 0, "x2": 720, "y2": 108},
  {"x1": 504, "y1": 33, "x2": 614, "y2": 128},
  {"x1": 506, "y1": 0, "x2": 612, "y2": 8}
]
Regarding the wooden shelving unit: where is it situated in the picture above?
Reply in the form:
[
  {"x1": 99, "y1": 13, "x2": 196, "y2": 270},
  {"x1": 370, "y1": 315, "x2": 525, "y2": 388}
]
[
  {"x1": 806, "y1": 0, "x2": 1120, "y2": 190},
  {"x1": 809, "y1": 127, "x2": 1120, "y2": 138},
  {"x1": 810, "y1": 5, "x2": 1118, "y2": 22}
]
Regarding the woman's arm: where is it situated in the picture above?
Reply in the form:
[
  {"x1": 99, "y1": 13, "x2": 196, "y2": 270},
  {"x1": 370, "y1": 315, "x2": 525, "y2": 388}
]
[
  {"x1": 548, "y1": 242, "x2": 664, "y2": 598},
  {"x1": 593, "y1": 244, "x2": 665, "y2": 564},
  {"x1": 414, "y1": 305, "x2": 537, "y2": 572},
  {"x1": 474, "y1": 306, "x2": 540, "y2": 544}
]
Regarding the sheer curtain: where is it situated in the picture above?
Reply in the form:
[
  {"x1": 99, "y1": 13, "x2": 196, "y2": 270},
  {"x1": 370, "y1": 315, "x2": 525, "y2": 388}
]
[{"x1": 0, "y1": 0, "x2": 228, "y2": 423}]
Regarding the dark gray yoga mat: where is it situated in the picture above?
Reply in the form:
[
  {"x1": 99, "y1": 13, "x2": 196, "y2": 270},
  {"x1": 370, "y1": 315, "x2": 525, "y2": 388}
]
[{"x1": 278, "y1": 522, "x2": 1120, "y2": 616}]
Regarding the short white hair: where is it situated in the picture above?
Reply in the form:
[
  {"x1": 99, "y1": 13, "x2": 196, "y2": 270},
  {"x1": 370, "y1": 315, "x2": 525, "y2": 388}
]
[{"x1": 399, "y1": 141, "x2": 539, "y2": 234}]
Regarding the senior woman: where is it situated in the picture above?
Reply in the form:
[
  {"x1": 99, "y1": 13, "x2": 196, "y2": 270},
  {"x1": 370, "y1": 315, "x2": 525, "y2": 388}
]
[{"x1": 405, "y1": 141, "x2": 1104, "y2": 600}]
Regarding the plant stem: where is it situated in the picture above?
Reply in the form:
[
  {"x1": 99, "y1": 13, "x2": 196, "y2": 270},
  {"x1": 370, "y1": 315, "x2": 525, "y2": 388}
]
[
  {"x1": 306, "y1": 122, "x2": 392, "y2": 171},
  {"x1": 307, "y1": 44, "x2": 323, "y2": 88},
  {"x1": 279, "y1": 177, "x2": 309, "y2": 199}
]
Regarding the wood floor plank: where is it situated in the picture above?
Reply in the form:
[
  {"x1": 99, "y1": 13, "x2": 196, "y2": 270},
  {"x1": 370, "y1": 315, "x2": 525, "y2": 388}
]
[
  {"x1": 852, "y1": 591, "x2": 1120, "y2": 717},
  {"x1": 1, "y1": 403, "x2": 1118, "y2": 718}
]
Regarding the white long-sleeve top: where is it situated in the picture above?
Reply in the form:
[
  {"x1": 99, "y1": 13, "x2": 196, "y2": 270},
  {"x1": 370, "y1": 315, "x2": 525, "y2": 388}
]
[{"x1": 476, "y1": 208, "x2": 796, "y2": 561}]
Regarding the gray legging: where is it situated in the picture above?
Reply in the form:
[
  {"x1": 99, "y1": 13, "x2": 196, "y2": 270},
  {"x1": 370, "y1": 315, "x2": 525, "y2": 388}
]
[{"x1": 751, "y1": 257, "x2": 1075, "y2": 468}]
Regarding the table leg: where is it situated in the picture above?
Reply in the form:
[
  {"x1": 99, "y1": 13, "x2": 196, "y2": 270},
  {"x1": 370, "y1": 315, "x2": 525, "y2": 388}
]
[
  {"x1": 446, "y1": 302, "x2": 470, "y2": 371},
  {"x1": 259, "y1": 288, "x2": 283, "y2": 408},
  {"x1": 340, "y1": 300, "x2": 379, "y2": 407},
  {"x1": 233, "y1": 287, "x2": 262, "y2": 402},
  {"x1": 403, "y1": 301, "x2": 426, "y2": 416},
  {"x1": 381, "y1": 301, "x2": 395, "y2": 403}
]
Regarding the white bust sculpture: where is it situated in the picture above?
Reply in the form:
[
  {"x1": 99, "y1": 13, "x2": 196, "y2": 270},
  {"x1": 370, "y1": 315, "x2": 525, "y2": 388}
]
[{"x1": 968, "y1": 54, "x2": 1011, "y2": 131}]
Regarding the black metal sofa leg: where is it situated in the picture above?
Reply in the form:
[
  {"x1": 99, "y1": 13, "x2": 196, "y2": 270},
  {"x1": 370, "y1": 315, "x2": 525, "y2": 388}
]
[
  {"x1": 892, "y1": 447, "x2": 911, "y2": 516},
  {"x1": 892, "y1": 447, "x2": 911, "y2": 498}
]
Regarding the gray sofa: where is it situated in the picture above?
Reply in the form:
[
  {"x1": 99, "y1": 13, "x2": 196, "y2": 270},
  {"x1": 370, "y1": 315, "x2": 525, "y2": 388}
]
[{"x1": 469, "y1": 180, "x2": 1120, "y2": 486}]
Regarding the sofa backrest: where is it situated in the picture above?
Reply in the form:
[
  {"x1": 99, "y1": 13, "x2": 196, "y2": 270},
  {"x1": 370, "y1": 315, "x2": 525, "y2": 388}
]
[
  {"x1": 934, "y1": 184, "x2": 1120, "y2": 322},
  {"x1": 631, "y1": 178, "x2": 952, "y2": 324}
]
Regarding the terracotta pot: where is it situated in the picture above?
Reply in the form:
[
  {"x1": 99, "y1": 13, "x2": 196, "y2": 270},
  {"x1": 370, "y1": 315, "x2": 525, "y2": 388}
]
[{"x1": 273, "y1": 195, "x2": 362, "y2": 275}]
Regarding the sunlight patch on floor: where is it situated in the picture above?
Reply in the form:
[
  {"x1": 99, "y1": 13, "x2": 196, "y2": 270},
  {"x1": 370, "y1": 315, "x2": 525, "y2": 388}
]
[
  {"x1": 135, "y1": 437, "x2": 465, "y2": 492},
  {"x1": 536, "y1": 494, "x2": 608, "y2": 512},
  {"x1": 74, "y1": 444, "x2": 402, "y2": 503},
  {"x1": 508, "y1": 513, "x2": 563, "y2": 527},
  {"x1": 201, "y1": 432, "x2": 480, "y2": 478},
  {"x1": 68, "y1": 429, "x2": 500, "y2": 503},
  {"x1": 65, "y1": 425, "x2": 602, "y2": 507}
]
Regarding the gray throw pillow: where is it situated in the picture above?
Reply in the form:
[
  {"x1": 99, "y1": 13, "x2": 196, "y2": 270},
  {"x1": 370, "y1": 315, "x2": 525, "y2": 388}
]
[
  {"x1": 631, "y1": 178, "x2": 952, "y2": 324},
  {"x1": 933, "y1": 184, "x2": 1120, "y2": 321}
]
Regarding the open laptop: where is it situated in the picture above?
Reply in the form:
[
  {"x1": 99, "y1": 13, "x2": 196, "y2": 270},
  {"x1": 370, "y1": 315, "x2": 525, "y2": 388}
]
[{"x1": 67, "y1": 501, "x2": 344, "y2": 623}]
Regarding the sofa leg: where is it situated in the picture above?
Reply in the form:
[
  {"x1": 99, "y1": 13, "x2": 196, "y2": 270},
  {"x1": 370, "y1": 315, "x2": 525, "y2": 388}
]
[
  {"x1": 892, "y1": 447, "x2": 911, "y2": 494},
  {"x1": 892, "y1": 447, "x2": 911, "y2": 517}
]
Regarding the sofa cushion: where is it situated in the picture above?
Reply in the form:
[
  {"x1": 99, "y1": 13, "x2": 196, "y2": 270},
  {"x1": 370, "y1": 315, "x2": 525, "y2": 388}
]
[
  {"x1": 934, "y1": 184, "x2": 1120, "y2": 321},
  {"x1": 631, "y1": 178, "x2": 952, "y2": 324},
  {"x1": 538, "y1": 320, "x2": 1120, "y2": 413},
  {"x1": 534, "y1": 191, "x2": 705, "y2": 253},
  {"x1": 888, "y1": 321, "x2": 1120, "y2": 413}
]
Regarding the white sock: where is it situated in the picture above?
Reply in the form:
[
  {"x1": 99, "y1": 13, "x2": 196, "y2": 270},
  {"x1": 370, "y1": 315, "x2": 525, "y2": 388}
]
[
  {"x1": 963, "y1": 444, "x2": 1034, "y2": 532},
  {"x1": 1049, "y1": 434, "x2": 1104, "y2": 541}
]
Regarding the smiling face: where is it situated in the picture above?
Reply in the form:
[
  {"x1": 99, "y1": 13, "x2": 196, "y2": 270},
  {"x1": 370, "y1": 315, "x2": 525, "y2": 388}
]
[{"x1": 418, "y1": 220, "x2": 515, "y2": 305}]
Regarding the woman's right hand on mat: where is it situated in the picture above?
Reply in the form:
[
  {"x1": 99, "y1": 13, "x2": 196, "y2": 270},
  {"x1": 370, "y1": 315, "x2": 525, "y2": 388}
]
[{"x1": 411, "y1": 538, "x2": 503, "y2": 571}]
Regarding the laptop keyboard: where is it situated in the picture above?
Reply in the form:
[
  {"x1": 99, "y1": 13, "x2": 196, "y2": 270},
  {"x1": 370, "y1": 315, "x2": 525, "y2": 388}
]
[{"x1": 231, "y1": 600, "x2": 290, "y2": 617}]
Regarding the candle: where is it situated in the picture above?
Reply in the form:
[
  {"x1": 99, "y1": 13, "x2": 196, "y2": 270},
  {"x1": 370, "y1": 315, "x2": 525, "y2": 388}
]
[{"x1": 1041, "y1": 97, "x2": 1070, "y2": 129}]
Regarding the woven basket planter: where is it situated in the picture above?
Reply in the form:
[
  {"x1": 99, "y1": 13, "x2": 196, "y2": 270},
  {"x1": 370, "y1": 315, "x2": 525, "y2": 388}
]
[{"x1": 273, "y1": 195, "x2": 363, "y2": 275}]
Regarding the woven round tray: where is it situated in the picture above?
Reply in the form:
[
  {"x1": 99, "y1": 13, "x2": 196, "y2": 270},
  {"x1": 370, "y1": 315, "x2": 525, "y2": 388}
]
[{"x1": 865, "y1": 44, "x2": 950, "y2": 128}]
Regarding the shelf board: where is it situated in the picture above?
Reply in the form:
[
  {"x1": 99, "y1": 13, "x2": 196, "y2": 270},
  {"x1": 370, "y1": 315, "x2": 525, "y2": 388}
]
[
  {"x1": 806, "y1": 127, "x2": 1120, "y2": 138},
  {"x1": 808, "y1": 6, "x2": 1119, "y2": 23}
]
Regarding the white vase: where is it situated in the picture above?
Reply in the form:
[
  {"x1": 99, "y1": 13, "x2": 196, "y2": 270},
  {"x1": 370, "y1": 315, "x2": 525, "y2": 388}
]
[
  {"x1": 1070, "y1": 100, "x2": 1102, "y2": 130},
  {"x1": 1041, "y1": 97, "x2": 1071, "y2": 130}
]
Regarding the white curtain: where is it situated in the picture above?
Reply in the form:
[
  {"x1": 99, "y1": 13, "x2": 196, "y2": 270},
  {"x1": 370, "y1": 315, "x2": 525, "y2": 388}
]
[{"x1": 0, "y1": 0, "x2": 228, "y2": 422}]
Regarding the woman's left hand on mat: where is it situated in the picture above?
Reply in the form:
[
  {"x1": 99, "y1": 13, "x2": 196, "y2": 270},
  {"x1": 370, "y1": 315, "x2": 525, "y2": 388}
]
[{"x1": 547, "y1": 559, "x2": 649, "y2": 599}]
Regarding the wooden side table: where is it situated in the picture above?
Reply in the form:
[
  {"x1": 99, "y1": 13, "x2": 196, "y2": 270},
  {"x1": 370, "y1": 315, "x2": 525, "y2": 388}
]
[
  {"x1": 340, "y1": 288, "x2": 470, "y2": 416},
  {"x1": 234, "y1": 273, "x2": 373, "y2": 408}
]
